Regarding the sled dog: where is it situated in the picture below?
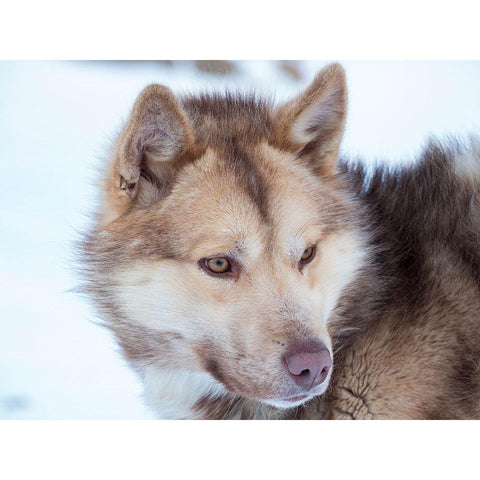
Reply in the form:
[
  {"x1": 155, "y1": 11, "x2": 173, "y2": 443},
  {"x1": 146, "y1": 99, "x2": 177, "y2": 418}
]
[{"x1": 81, "y1": 64, "x2": 480, "y2": 419}]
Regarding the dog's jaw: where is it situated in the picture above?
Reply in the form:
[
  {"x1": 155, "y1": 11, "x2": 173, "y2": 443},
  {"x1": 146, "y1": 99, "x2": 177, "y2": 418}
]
[{"x1": 141, "y1": 362, "x2": 334, "y2": 418}]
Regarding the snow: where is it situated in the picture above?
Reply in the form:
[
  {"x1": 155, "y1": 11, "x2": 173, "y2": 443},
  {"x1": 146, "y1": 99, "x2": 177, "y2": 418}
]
[{"x1": 1, "y1": 60, "x2": 479, "y2": 419}]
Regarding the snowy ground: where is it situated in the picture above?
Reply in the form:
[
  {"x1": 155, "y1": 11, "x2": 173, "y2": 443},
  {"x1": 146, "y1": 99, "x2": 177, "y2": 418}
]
[{"x1": 1, "y1": 60, "x2": 479, "y2": 419}]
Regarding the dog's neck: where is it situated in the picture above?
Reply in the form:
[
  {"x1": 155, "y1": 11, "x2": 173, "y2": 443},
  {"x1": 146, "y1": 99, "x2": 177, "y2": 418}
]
[{"x1": 193, "y1": 395, "x2": 289, "y2": 420}]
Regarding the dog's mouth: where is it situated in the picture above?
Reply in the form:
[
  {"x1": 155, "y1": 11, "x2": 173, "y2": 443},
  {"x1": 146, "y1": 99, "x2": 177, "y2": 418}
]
[
  {"x1": 261, "y1": 387, "x2": 328, "y2": 409},
  {"x1": 261, "y1": 394, "x2": 313, "y2": 409},
  {"x1": 284, "y1": 394, "x2": 310, "y2": 402},
  {"x1": 259, "y1": 371, "x2": 332, "y2": 410},
  {"x1": 203, "y1": 339, "x2": 333, "y2": 410}
]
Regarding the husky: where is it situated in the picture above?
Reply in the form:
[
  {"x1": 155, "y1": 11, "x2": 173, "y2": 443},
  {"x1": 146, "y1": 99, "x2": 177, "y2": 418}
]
[{"x1": 80, "y1": 64, "x2": 480, "y2": 419}]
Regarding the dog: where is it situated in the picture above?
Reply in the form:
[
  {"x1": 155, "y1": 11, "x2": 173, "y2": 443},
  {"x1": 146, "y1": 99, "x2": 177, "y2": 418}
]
[{"x1": 80, "y1": 63, "x2": 480, "y2": 419}]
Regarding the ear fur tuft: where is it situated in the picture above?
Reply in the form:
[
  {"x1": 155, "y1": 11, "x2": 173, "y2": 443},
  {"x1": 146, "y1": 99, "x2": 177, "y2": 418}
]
[
  {"x1": 276, "y1": 63, "x2": 347, "y2": 176},
  {"x1": 102, "y1": 84, "x2": 193, "y2": 225}
]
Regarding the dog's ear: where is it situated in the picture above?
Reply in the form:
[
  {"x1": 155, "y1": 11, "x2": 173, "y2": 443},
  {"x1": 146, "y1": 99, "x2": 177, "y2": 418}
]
[
  {"x1": 275, "y1": 63, "x2": 347, "y2": 176},
  {"x1": 102, "y1": 84, "x2": 194, "y2": 225}
]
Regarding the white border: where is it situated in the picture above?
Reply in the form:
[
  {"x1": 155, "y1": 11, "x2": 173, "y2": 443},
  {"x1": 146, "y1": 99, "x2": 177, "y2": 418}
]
[
  {"x1": 1, "y1": 421, "x2": 478, "y2": 479},
  {"x1": 1, "y1": 0, "x2": 479, "y2": 59}
]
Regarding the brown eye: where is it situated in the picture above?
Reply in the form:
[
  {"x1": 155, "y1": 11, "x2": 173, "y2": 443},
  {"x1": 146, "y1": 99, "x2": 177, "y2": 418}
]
[
  {"x1": 204, "y1": 257, "x2": 231, "y2": 274},
  {"x1": 300, "y1": 246, "x2": 316, "y2": 264}
]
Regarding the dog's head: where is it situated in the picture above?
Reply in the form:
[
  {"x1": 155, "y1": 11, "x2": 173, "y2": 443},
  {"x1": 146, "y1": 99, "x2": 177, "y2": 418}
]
[{"x1": 83, "y1": 64, "x2": 368, "y2": 416}]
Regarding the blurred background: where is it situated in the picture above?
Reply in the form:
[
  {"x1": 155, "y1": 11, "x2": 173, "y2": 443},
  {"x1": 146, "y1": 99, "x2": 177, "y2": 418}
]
[{"x1": 1, "y1": 60, "x2": 480, "y2": 419}]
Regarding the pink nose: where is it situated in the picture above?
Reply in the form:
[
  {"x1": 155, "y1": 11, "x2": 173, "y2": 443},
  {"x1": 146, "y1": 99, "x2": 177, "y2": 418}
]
[{"x1": 282, "y1": 340, "x2": 332, "y2": 390}]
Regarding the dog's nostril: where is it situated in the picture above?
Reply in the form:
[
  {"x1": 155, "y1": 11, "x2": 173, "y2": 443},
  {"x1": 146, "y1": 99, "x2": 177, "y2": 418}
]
[{"x1": 300, "y1": 369, "x2": 310, "y2": 376}]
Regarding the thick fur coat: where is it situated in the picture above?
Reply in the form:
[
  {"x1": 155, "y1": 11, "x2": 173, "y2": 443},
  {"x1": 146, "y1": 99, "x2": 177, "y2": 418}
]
[{"x1": 80, "y1": 64, "x2": 480, "y2": 419}]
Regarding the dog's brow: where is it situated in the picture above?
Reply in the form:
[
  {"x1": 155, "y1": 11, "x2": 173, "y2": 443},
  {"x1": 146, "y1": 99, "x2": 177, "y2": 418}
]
[
  {"x1": 234, "y1": 240, "x2": 247, "y2": 254},
  {"x1": 284, "y1": 223, "x2": 324, "y2": 260},
  {"x1": 189, "y1": 236, "x2": 256, "y2": 260},
  {"x1": 293, "y1": 218, "x2": 320, "y2": 238},
  {"x1": 286, "y1": 238, "x2": 306, "y2": 260}
]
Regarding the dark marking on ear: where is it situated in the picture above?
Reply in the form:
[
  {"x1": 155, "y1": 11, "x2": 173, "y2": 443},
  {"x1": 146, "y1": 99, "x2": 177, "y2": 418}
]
[{"x1": 119, "y1": 174, "x2": 138, "y2": 198}]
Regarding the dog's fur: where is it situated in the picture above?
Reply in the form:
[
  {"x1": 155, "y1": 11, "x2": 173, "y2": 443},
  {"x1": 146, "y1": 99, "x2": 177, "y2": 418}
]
[{"x1": 80, "y1": 64, "x2": 480, "y2": 419}]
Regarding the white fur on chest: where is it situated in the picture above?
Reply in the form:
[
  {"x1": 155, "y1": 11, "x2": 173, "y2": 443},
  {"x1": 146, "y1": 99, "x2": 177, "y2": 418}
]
[{"x1": 142, "y1": 367, "x2": 228, "y2": 419}]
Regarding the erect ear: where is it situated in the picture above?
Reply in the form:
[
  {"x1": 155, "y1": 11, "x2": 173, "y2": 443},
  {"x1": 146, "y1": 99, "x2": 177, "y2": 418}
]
[
  {"x1": 102, "y1": 84, "x2": 194, "y2": 224},
  {"x1": 275, "y1": 63, "x2": 347, "y2": 176}
]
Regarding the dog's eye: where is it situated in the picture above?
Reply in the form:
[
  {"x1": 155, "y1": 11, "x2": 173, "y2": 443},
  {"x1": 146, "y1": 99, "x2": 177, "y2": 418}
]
[
  {"x1": 299, "y1": 246, "x2": 316, "y2": 265},
  {"x1": 204, "y1": 257, "x2": 231, "y2": 274}
]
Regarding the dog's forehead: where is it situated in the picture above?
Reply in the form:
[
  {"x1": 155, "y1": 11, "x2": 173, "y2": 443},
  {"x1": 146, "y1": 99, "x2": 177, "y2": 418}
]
[{"x1": 160, "y1": 143, "x2": 326, "y2": 258}]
